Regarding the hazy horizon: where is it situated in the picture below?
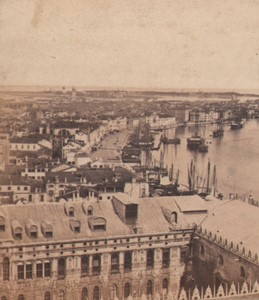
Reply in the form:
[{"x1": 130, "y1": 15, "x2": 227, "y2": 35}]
[{"x1": 1, "y1": 85, "x2": 259, "y2": 95}]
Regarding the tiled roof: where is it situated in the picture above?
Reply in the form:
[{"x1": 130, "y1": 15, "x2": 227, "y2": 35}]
[
  {"x1": 0, "y1": 195, "x2": 207, "y2": 244},
  {"x1": 200, "y1": 199, "x2": 259, "y2": 255},
  {"x1": 0, "y1": 175, "x2": 30, "y2": 186},
  {"x1": 9, "y1": 137, "x2": 40, "y2": 144}
]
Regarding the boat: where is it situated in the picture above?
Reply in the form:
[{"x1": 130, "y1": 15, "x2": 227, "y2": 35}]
[
  {"x1": 212, "y1": 128, "x2": 224, "y2": 138},
  {"x1": 161, "y1": 136, "x2": 181, "y2": 144},
  {"x1": 230, "y1": 120, "x2": 243, "y2": 130},
  {"x1": 187, "y1": 134, "x2": 205, "y2": 149}
]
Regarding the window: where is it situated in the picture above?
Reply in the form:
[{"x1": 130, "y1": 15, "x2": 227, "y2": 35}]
[
  {"x1": 68, "y1": 207, "x2": 74, "y2": 217},
  {"x1": 69, "y1": 218, "x2": 80, "y2": 233},
  {"x1": 18, "y1": 295, "x2": 25, "y2": 300},
  {"x1": 200, "y1": 244, "x2": 205, "y2": 256},
  {"x1": 24, "y1": 187, "x2": 28, "y2": 191},
  {"x1": 124, "y1": 283, "x2": 131, "y2": 298},
  {"x1": 93, "y1": 286, "x2": 100, "y2": 300},
  {"x1": 36, "y1": 262, "x2": 43, "y2": 278},
  {"x1": 58, "y1": 258, "x2": 66, "y2": 278},
  {"x1": 44, "y1": 292, "x2": 51, "y2": 300},
  {"x1": 44, "y1": 261, "x2": 51, "y2": 277},
  {"x1": 81, "y1": 256, "x2": 89, "y2": 275},
  {"x1": 29, "y1": 225, "x2": 38, "y2": 239},
  {"x1": 3, "y1": 257, "x2": 10, "y2": 280},
  {"x1": 218, "y1": 255, "x2": 224, "y2": 266},
  {"x1": 7, "y1": 187, "x2": 11, "y2": 191},
  {"x1": 110, "y1": 284, "x2": 118, "y2": 300},
  {"x1": 240, "y1": 266, "x2": 246, "y2": 278},
  {"x1": 93, "y1": 254, "x2": 101, "y2": 275},
  {"x1": 81, "y1": 288, "x2": 88, "y2": 300},
  {"x1": 26, "y1": 263, "x2": 32, "y2": 279},
  {"x1": 28, "y1": 195, "x2": 32, "y2": 202},
  {"x1": 171, "y1": 212, "x2": 178, "y2": 223},
  {"x1": 162, "y1": 278, "x2": 169, "y2": 294},
  {"x1": 0, "y1": 216, "x2": 5, "y2": 232},
  {"x1": 147, "y1": 280, "x2": 153, "y2": 295},
  {"x1": 41, "y1": 222, "x2": 53, "y2": 239},
  {"x1": 125, "y1": 204, "x2": 138, "y2": 219},
  {"x1": 17, "y1": 264, "x2": 24, "y2": 280},
  {"x1": 14, "y1": 227, "x2": 22, "y2": 240},
  {"x1": 124, "y1": 252, "x2": 132, "y2": 271},
  {"x1": 40, "y1": 195, "x2": 44, "y2": 202},
  {"x1": 17, "y1": 186, "x2": 20, "y2": 191},
  {"x1": 89, "y1": 217, "x2": 106, "y2": 231},
  {"x1": 45, "y1": 231, "x2": 53, "y2": 238},
  {"x1": 146, "y1": 249, "x2": 154, "y2": 269},
  {"x1": 111, "y1": 253, "x2": 119, "y2": 273},
  {"x1": 162, "y1": 248, "x2": 170, "y2": 268},
  {"x1": 48, "y1": 190, "x2": 54, "y2": 196},
  {"x1": 58, "y1": 290, "x2": 65, "y2": 300}
]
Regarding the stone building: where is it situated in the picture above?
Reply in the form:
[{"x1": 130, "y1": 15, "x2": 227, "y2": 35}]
[
  {"x1": 0, "y1": 194, "x2": 206, "y2": 300},
  {"x1": 190, "y1": 199, "x2": 259, "y2": 294}
]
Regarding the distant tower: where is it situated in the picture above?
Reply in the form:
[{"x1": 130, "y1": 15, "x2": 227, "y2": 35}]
[{"x1": 71, "y1": 87, "x2": 77, "y2": 101}]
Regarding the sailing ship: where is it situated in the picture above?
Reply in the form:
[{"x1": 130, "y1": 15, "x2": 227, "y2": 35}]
[
  {"x1": 161, "y1": 127, "x2": 181, "y2": 144},
  {"x1": 212, "y1": 120, "x2": 224, "y2": 137}
]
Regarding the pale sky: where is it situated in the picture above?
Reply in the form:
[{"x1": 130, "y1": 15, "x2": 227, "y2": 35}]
[{"x1": 1, "y1": 0, "x2": 259, "y2": 91}]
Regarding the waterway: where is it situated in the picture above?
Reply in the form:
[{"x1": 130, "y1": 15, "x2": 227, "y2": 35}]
[{"x1": 151, "y1": 119, "x2": 259, "y2": 200}]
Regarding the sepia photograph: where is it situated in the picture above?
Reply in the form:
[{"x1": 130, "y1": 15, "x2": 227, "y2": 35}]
[{"x1": 1, "y1": 0, "x2": 259, "y2": 299}]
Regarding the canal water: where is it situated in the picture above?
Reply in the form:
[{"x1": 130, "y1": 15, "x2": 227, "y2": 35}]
[{"x1": 151, "y1": 119, "x2": 259, "y2": 200}]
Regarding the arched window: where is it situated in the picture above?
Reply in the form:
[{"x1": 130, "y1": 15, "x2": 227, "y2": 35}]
[
  {"x1": 93, "y1": 286, "x2": 100, "y2": 300},
  {"x1": 146, "y1": 249, "x2": 154, "y2": 269},
  {"x1": 81, "y1": 288, "x2": 88, "y2": 300},
  {"x1": 147, "y1": 280, "x2": 153, "y2": 295},
  {"x1": 44, "y1": 292, "x2": 51, "y2": 300},
  {"x1": 58, "y1": 290, "x2": 65, "y2": 300},
  {"x1": 240, "y1": 266, "x2": 246, "y2": 278},
  {"x1": 1, "y1": 296, "x2": 7, "y2": 300},
  {"x1": 68, "y1": 207, "x2": 74, "y2": 217},
  {"x1": 110, "y1": 284, "x2": 117, "y2": 300},
  {"x1": 58, "y1": 258, "x2": 66, "y2": 278},
  {"x1": 124, "y1": 283, "x2": 131, "y2": 298},
  {"x1": 18, "y1": 295, "x2": 25, "y2": 300},
  {"x1": 217, "y1": 255, "x2": 224, "y2": 266},
  {"x1": 3, "y1": 257, "x2": 10, "y2": 280},
  {"x1": 87, "y1": 206, "x2": 93, "y2": 216},
  {"x1": 200, "y1": 244, "x2": 205, "y2": 256},
  {"x1": 171, "y1": 212, "x2": 177, "y2": 223},
  {"x1": 162, "y1": 278, "x2": 169, "y2": 293}
]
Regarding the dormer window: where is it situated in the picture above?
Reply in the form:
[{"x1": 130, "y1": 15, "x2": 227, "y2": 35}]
[
  {"x1": 70, "y1": 220, "x2": 81, "y2": 233},
  {"x1": 41, "y1": 222, "x2": 53, "y2": 239},
  {"x1": 87, "y1": 206, "x2": 93, "y2": 216},
  {"x1": 68, "y1": 207, "x2": 74, "y2": 217},
  {"x1": 26, "y1": 220, "x2": 38, "y2": 239},
  {"x1": 11, "y1": 220, "x2": 23, "y2": 240},
  {"x1": 0, "y1": 216, "x2": 5, "y2": 232},
  {"x1": 171, "y1": 212, "x2": 178, "y2": 223},
  {"x1": 64, "y1": 203, "x2": 75, "y2": 217},
  {"x1": 88, "y1": 217, "x2": 106, "y2": 231}
]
